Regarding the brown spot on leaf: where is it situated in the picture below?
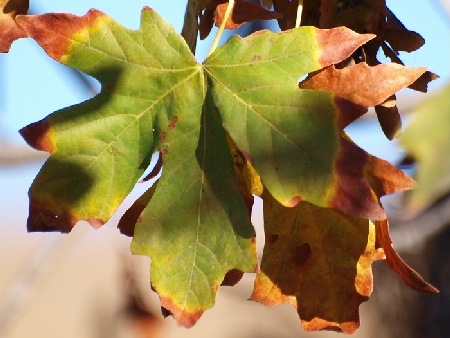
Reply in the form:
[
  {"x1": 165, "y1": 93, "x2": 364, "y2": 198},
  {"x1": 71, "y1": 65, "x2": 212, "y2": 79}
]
[
  {"x1": 160, "y1": 131, "x2": 167, "y2": 143},
  {"x1": 251, "y1": 54, "x2": 261, "y2": 62},
  {"x1": 16, "y1": 9, "x2": 105, "y2": 61},
  {"x1": 269, "y1": 234, "x2": 279, "y2": 244},
  {"x1": 168, "y1": 115, "x2": 178, "y2": 130},
  {"x1": 19, "y1": 119, "x2": 54, "y2": 153},
  {"x1": 293, "y1": 243, "x2": 311, "y2": 266}
]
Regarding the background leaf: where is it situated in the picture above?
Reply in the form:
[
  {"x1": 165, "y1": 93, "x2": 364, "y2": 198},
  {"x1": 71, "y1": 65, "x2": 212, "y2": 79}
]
[{"x1": 401, "y1": 84, "x2": 450, "y2": 213}]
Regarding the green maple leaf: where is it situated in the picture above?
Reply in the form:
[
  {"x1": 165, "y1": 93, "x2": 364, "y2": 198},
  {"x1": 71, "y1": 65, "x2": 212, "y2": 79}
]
[
  {"x1": 401, "y1": 83, "x2": 450, "y2": 213},
  {"x1": 17, "y1": 7, "x2": 419, "y2": 327},
  {"x1": 18, "y1": 9, "x2": 204, "y2": 231},
  {"x1": 204, "y1": 27, "x2": 371, "y2": 209},
  {"x1": 130, "y1": 92, "x2": 257, "y2": 326}
]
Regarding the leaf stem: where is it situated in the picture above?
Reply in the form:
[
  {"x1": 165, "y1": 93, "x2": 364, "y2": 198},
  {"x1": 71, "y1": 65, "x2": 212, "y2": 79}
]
[
  {"x1": 206, "y1": 0, "x2": 235, "y2": 58},
  {"x1": 295, "y1": 3, "x2": 303, "y2": 28}
]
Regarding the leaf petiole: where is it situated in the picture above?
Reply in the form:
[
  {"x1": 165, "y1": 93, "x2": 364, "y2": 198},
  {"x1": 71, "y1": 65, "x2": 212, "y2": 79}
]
[
  {"x1": 206, "y1": 0, "x2": 235, "y2": 58},
  {"x1": 295, "y1": 2, "x2": 303, "y2": 28}
]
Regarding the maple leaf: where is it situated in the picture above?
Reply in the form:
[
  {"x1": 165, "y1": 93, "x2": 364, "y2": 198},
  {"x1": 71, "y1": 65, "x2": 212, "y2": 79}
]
[
  {"x1": 18, "y1": 8, "x2": 380, "y2": 230},
  {"x1": 16, "y1": 6, "x2": 428, "y2": 329},
  {"x1": 401, "y1": 84, "x2": 450, "y2": 213},
  {"x1": 18, "y1": 9, "x2": 258, "y2": 326},
  {"x1": 17, "y1": 8, "x2": 205, "y2": 232},
  {"x1": 204, "y1": 27, "x2": 416, "y2": 218},
  {"x1": 0, "y1": 0, "x2": 28, "y2": 52},
  {"x1": 374, "y1": 95, "x2": 401, "y2": 140},
  {"x1": 252, "y1": 190, "x2": 385, "y2": 334}
]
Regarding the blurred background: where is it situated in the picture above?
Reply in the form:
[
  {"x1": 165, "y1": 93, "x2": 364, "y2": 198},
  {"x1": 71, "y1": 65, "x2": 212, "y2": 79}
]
[{"x1": 1, "y1": 1, "x2": 449, "y2": 337}]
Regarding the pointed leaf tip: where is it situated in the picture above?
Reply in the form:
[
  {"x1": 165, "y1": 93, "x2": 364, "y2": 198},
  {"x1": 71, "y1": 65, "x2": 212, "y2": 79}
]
[
  {"x1": 330, "y1": 135, "x2": 415, "y2": 220},
  {"x1": 19, "y1": 119, "x2": 54, "y2": 153},
  {"x1": 375, "y1": 220, "x2": 438, "y2": 293},
  {"x1": 160, "y1": 296, "x2": 204, "y2": 328},
  {"x1": 300, "y1": 63, "x2": 427, "y2": 111},
  {"x1": 315, "y1": 27, "x2": 374, "y2": 67}
]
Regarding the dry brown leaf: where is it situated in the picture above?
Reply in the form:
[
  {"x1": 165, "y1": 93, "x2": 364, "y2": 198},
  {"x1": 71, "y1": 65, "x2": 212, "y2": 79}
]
[
  {"x1": 273, "y1": 0, "x2": 300, "y2": 29},
  {"x1": 252, "y1": 190, "x2": 385, "y2": 334},
  {"x1": 299, "y1": 63, "x2": 426, "y2": 111},
  {"x1": 374, "y1": 95, "x2": 402, "y2": 140},
  {"x1": 329, "y1": 134, "x2": 415, "y2": 220},
  {"x1": 0, "y1": 0, "x2": 29, "y2": 52},
  {"x1": 299, "y1": 62, "x2": 426, "y2": 134},
  {"x1": 215, "y1": 0, "x2": 282, "y2": 30}
]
